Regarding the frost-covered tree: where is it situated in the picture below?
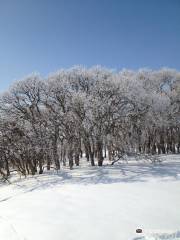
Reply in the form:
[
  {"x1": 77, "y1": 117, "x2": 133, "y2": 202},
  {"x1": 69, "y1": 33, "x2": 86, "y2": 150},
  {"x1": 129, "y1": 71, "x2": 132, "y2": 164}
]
[{"x1": 0, "y1": 67, "x2": 179, "y2": 178}]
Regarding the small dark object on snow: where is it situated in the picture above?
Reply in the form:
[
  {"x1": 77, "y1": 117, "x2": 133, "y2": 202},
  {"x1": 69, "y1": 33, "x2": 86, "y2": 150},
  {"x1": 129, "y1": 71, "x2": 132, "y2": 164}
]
[{"x1": 136, "y1": 229, "x2": 142, "y2": 233}]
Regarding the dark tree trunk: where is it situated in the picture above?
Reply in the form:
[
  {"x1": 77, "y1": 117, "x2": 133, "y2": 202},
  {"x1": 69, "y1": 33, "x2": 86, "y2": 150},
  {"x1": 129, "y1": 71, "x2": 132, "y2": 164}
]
[
  {"x1": 84, "y1": 145, "x2": 89, "y2": 161},
  {"x1": 68, "y1": 145, "x2": 74, "y2": 170},
  {"x1": 29, "y1": 159, "x2": 36, "y2": 175},
  {"x1": 62, "y1": 149, "x2": 66, "y2": 166},
  {"x1": 4, "y1": 155, "x2": 10, "y2": 177},
  {"x1": 39, "y1": 162, "x2": 43, "y2": 174},
  {"x1": 157, "y1": 143, "x2": 161, "y2": 154},
  {"x1": 80, "y1": 149, "x2": 83, "y2": 158},
  {"x1": 53, "y1": 126, "x2": 60, "y2": 170},
  {"x1": 75, "y1": 153, "x2": 79, "y2": 166},
  {"x1": 146, "y1": 136, "x2": 151, "y2": 154},
  {"x1": 108, "y1": 145, "x2": 112, "y2": 162},
  {"x1": 87, "y1": 140, "x2": 95, "y2": 166},
  {"x1": 97, "y1": 141, "x2": 103, "y2": 166},
  {"x1": 38, "y1": 152, "x2": 43, "y2": 174},
  {"x1": 151, "y1": 144, "x2": 156, "y2": 155},
  {"x1": 47, "y1": 154, "x2": 51, "y2": 171},
  {"x1": 90, "y1": 152, "x2": 95, "y2": 166}
]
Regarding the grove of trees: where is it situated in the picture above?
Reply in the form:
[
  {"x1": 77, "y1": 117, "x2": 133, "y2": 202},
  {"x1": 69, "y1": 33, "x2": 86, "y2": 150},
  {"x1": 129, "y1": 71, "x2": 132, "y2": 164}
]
[{"x1": 0, "y1": 66, "x2": 179, "y2": 178}]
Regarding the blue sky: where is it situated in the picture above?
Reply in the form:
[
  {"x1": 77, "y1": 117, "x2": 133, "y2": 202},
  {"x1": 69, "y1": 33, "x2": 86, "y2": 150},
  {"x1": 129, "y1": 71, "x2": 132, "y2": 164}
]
[{"x1": 0, "y1": 0, "x2": 180, "y2": 91}]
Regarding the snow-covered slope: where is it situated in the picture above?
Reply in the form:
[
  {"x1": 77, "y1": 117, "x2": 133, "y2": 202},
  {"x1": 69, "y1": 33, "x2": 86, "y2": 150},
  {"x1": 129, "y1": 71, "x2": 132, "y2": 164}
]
[{"x1": 0, "y1": 155, "x2": 180, "y2": 240}]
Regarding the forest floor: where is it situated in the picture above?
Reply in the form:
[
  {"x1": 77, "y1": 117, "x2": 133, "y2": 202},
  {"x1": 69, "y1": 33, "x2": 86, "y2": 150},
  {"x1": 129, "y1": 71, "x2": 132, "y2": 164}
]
[{"x1": 0, "y1": 154, "x2": 180, "y2": 240}]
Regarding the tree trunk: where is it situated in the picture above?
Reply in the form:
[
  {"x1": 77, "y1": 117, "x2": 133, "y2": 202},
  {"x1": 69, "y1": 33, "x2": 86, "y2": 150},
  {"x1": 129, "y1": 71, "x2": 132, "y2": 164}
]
[
  {"x1": 90, "y1": 152, "x2": 95, "y2": 166},
  {"x1": 53, "y1": 125, "x2": 60, "y2": 170},
  {"x1": 151, "y1": 143, "x2": 156, "y2": 155},
  {"x1": 75, "y1": 153, "x2": 79, "y2": 166},
  {"x1": 68, "y1": 145, "x2": 74, "y2": 170},
  {"x1": 108, "y1": 145, "x2": 112, "y2": 162},
  {"x1": 4, "y1": 154, "x2": 10, "y2": 177},
  {"x1": 97, "y1": 141, "x2": 103, "y2": 166},
  {"x1": 146, "y1": 136, "x2": 151, "y2": 154}
]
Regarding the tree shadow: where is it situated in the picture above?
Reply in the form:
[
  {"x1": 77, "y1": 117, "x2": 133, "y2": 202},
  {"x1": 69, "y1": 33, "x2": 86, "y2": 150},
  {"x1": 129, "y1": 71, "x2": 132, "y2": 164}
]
[{"x1": 11, "y1": 156, "x2": 180, "y2": 194}]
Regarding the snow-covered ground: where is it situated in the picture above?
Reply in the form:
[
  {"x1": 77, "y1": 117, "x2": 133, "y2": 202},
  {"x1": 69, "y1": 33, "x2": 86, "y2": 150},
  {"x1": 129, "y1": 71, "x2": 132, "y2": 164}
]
[{"x1": 0, "y1": 155, "x2": 180, "y2": 240}]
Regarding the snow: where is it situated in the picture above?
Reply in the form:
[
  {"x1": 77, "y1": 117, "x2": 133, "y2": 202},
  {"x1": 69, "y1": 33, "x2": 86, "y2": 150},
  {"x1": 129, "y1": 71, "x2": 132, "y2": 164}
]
[{"x1": 0, "y1": 155, "x2": 180, "y2": 240}]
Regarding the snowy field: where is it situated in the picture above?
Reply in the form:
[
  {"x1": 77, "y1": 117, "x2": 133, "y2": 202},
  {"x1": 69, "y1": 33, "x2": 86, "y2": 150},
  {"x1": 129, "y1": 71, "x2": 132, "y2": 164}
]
[{"x1": 0, "y1": 155, "x2": 180, "y2": 240}]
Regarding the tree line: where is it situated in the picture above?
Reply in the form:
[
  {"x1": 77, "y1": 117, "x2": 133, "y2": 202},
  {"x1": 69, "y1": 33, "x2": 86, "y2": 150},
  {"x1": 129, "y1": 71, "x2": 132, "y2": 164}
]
[{"x1": 0, "y1": 66, "x2": 179, "y2": 178}]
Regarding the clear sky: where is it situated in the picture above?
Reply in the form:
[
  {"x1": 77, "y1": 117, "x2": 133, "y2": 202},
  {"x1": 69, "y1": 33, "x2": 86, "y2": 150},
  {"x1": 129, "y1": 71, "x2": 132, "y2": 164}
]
[{"x1": 0, "y1": 0, "x2": 180, "y2": 91}]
